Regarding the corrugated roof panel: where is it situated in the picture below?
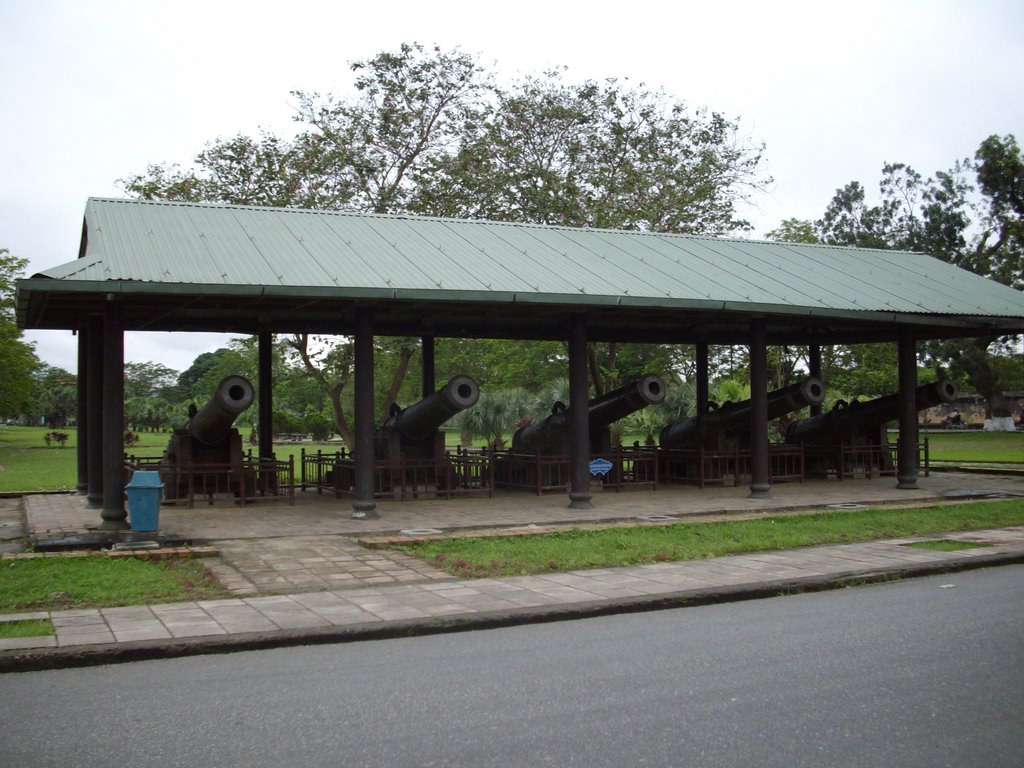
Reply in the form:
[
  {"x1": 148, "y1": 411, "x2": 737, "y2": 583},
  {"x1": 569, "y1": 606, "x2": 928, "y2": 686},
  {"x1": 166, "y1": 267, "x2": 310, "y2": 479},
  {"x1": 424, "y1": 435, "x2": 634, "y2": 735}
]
[
  {"x1": 99, "y1": 201, "x2": 226, "y2": 282},
  {"x1": 369, "y1": 216, "x2": 491, "y2": 292},
  {"x1": 436, "y1": 222, "x2": 585, "y2": 294},
  {"x1": 730, "y1": 241, "x2": 908, "y2": 311},
  {"x1": 228, "y1": 208, "x2": 339, "y2": 287},
  {"x1": 524, "y1": 227, "x2": 688, "y2": 299},
  {"x1": 427, "y1": 220, "x2": 540, "y2": 293},
  {"x1": 580, "y1": 230, "x2": 748, "y2": 302},
  {"x1": 184, "y1": 206, "x2": 284, "y2": 285},
  {"x1": 654, "y1": 236, "x2": 815, "y2": 306},
  {"x1": 33, "y1": 199, "x2": 1024, "y2": 325}
]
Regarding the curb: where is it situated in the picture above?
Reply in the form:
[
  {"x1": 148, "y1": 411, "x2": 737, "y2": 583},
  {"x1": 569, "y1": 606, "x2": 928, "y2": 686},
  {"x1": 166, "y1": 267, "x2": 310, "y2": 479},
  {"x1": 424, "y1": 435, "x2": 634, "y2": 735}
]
[{"x1": 3, "y1": 550, "x2": 1022, "y2": 675}]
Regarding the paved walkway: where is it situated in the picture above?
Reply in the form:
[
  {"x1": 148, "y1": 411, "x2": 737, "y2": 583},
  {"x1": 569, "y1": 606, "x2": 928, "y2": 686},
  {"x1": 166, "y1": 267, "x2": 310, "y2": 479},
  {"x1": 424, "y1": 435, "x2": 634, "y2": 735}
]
[{"x1": 3, "y1": 472, "x2": 1024, "y2": 670}]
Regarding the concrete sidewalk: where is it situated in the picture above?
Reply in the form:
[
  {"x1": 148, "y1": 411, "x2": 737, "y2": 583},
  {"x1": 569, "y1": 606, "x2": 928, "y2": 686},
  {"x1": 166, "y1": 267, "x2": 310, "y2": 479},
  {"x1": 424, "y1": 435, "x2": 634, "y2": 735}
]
[{"x1": 3, "y1": 524, "x2": 1023, "y2": 672}]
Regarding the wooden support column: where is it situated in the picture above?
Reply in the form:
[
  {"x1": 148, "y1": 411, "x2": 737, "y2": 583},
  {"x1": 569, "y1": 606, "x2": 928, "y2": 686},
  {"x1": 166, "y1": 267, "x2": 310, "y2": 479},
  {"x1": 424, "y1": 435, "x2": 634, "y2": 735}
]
[
  {"x1": 76, "y1": 328, "x2": 88, "y2": 495},
  {"x1": 567, "y1": 316, "x2": 593, "y2": 509},
  {"x1": 258, "y1": 329, "x2": 274, "y2": 461},
  {"x1": 101, "y1": 303, "x2": 127, "y2": 529},
  {"x1": 422, "y1": 334, "x2": 436, "y2": 399},
  {"x1": 86, "y1": 315, "x2": 104, "y2": 508},
  {"x1": 896, "y1": 329, "x2": 919, "y2": 489},
  {"x1": 749, "y1": 321, "x2": 771, "y2": 499},
  {"x1": 352, "y1": 308, "x2": 379, "y2": 519},
  {"x1": 696, "y1": 341, "x2": 710, "y2": 415},
  {"x1": 808, "y1": 343, "x2": 823, "y2": 417}
]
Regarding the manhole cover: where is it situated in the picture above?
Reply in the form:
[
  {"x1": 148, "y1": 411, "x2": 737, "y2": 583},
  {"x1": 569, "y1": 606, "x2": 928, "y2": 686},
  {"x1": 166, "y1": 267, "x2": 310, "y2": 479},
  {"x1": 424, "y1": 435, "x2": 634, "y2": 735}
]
[
  {"x1": 827, "y1": 502, "x2": 868, "y2": 510},
  {"x1": 399, "y1": 528, "x2": 444, "y2": 536},
  {"x1": 635, "y1": 515, "x2": 677, "y2": 523}
]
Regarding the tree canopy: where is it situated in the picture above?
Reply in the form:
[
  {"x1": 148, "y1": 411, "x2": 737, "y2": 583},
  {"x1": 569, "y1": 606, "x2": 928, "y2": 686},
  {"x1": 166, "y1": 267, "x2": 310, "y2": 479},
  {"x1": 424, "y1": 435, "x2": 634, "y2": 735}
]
[
  {"x1": 770, "y1": 134, "x2": 1024, "y2": 416},
  {"x1": 120, "y1": 42, "x2": 771, "y2": 437},
  {"x1": 0, "y1": 248, "x2": 40, "y2": 418}
]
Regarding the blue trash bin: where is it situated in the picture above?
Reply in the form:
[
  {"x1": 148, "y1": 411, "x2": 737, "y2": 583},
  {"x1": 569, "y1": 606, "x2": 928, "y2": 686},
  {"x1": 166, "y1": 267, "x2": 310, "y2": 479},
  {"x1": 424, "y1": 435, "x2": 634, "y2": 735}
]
[{"x1": 126, "y1": 471, "x2": 164, "y2": 532}]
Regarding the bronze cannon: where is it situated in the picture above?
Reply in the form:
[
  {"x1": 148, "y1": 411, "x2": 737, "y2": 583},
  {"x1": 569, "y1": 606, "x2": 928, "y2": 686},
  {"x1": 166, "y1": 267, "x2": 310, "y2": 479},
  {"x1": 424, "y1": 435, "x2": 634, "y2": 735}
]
[
  {"x1": 785, "y1": 379, "x2": 958, "y2": 447},
  {"x1": 160, "y1": 375, "x2": 255, "y2": 500},
  {"x1": 660, "y1": 377, "x2": 826, "y2": 451},
  {"x1": 512, "y1": 375, "x2": 667, "y2": 455},
  {"x1": 376, "y1": 375, "x2": 481, "y2": 463}
]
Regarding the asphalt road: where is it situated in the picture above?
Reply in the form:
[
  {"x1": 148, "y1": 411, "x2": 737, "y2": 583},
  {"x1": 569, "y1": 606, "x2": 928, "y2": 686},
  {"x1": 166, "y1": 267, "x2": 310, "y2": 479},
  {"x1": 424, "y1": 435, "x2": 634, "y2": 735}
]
[{"x1": 2, "y1": 566, "x2": 1022, "y2": 768}]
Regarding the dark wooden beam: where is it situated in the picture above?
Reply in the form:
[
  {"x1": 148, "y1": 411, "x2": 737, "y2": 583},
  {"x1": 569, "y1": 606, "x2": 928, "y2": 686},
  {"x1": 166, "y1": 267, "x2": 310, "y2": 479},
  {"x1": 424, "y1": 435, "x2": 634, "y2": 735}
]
[
  {"x1": 352, "y1": 308, "x2": 379, "y2": 519},
  {"x1": 76, "y1": 328, "x2": 88, "y2": 495},
  {"x1": 568, "y1": 316, "x2": 593, "y2": 509},
  {"x1": 86, "y1": 315, "x2": 103, "y2": 508},
  {"x1": 808, "y1": 343, "x2": 823, "y2": 417},
  {"x1": 749, "y1": 321, "x2": 771, "y2": 499},
  {"x1": 101, "y1": 304, "x2": 127, "y2": 529},
  {"x1": 896, "y1": 330, "x2": 919, "y2": 489},
  {"x1": 258, "y1": 329, "x2": 274, "y2": 461},
  {"x1": 696, "y1": 341, "x2": 710, "y2": 416}
]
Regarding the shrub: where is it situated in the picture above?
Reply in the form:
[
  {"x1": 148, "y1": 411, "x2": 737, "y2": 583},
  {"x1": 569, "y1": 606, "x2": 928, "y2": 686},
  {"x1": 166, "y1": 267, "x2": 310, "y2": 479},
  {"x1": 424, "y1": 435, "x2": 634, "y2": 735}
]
[{"x1": 43, "y1": 431, "x2": 69, "y2": 448}]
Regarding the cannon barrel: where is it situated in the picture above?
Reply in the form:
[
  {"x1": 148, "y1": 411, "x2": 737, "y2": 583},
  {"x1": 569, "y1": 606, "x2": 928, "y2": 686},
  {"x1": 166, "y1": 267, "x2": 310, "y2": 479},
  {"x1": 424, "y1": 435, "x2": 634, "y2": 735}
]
[
  {"x1": 187, "y1": 376, "x2": 255, "y2": 447},
  {"x1": 589, "y1": 375, "x2": 667, "y2": 430},
  {"x1": 513, "y1": 375, "x2": 667, "y2": 454},
  {"x1": 382, "y1": 375, "x2": 480, "y2": 446},
  {"x1": 660, "y1": 377, "x2": 825, "y2": 450},
  {"x1": 785, "y1": 379, "x2": 958, "y2": 445}
]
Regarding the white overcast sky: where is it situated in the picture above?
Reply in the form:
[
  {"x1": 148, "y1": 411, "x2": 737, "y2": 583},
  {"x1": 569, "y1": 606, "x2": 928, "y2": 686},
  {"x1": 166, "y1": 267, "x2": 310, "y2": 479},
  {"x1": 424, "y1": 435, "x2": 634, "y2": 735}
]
[{"x1": 2, "y1": 0, "x2": 1022, "y2": 373}]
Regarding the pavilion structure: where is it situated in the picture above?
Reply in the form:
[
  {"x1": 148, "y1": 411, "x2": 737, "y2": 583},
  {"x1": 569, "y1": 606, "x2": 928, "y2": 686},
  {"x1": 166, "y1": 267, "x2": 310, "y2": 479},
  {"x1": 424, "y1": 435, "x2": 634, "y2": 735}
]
[{"x1": 15, "y1": 198, "x2": 1024, "y2": 525}]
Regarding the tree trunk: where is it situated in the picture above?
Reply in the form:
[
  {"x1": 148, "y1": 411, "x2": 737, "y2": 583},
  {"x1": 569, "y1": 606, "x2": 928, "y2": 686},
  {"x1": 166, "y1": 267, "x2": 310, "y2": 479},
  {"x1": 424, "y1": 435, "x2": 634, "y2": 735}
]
[
  {"x1": 288, "y1": 334, "x2": 354, "y2": 445},
  {"x1": 379, "y1": 346, "x2": 416, "y2": 421}
]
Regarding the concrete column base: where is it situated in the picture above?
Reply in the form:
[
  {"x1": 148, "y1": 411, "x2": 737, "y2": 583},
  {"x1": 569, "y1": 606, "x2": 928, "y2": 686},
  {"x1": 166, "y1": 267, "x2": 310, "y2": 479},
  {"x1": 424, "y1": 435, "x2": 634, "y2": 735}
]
[
  {"x1": 568, "y1": 492, "x2": 593, "y2": 509},
  {"x1": 351, "y1": 501, "x2": 379, "y2": 520}
]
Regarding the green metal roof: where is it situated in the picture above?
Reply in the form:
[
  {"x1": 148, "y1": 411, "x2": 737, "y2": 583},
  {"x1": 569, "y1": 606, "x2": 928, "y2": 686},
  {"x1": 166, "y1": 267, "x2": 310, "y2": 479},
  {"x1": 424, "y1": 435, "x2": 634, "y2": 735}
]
[{"x1": 15, "y1": 197, "x2": 1024, "y2": 343}]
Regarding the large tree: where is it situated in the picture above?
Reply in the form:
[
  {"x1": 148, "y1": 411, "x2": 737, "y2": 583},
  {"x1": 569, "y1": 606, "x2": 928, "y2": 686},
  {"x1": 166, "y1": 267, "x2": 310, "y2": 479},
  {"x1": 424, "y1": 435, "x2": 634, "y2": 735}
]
[
  {"x1": 414, "y1": 69, "x2": 767, "y2": 234},
  {"x1": 807, "y1": 135, "x2": 1024, "y2": 416},
  {"x1": 121, "y1": 43, "x2": 771, "y2": 436},
  {"x1": 0, "y1": 248, "x2": 40, "y2": 418}
]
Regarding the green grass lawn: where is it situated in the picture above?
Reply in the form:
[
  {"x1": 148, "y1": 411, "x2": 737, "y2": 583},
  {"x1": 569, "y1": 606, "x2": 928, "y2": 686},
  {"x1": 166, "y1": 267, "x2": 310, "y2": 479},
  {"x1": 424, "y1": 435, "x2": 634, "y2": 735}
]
[
  {"x1": 0, "y1": 556, "x2": 230, "y2": 612},
  {"x1": 0, "y1": 619, "x2": 54, "y2": 639},
  {"x1": 919, "y1": 430, "x2": 1023, "y2": 463},
  {"x1": 393, "y1": 498, "x2": 1024, "y2": 578}
]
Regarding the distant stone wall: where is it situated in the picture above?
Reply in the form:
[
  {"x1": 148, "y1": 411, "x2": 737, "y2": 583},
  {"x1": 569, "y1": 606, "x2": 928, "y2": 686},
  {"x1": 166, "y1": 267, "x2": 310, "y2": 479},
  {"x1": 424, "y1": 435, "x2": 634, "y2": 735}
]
[{"x1": 921, "y1": 392, "x2": 1024, "y2": 427}]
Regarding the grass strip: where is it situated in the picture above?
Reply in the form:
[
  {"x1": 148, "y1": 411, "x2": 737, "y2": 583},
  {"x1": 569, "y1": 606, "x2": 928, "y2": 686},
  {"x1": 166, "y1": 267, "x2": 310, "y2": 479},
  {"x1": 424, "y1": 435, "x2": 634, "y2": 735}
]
[
  {"x1": 0, "y1": 619, "x2": 54, "y2": 639},
  {"x1": 394, "y1": 499, "x2": 1024, "y2": 578},
  {"x1": 0, "y1": 557, "x2": 230, "y2": 612}
]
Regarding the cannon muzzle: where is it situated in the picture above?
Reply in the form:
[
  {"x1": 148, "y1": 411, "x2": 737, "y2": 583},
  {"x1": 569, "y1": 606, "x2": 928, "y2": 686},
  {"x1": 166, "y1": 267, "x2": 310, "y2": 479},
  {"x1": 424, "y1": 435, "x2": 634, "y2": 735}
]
[
  {"x1": 660, "y1": 376, "x2": 826, "y2": 450},
  {"x1": 383, "y1": 375, "x2": 480, "y2": 446},
  {"x1": 785, "y1": 379, "x2": 957, "y2": 445},
  {"x1": 188, "y1": 375, "x2": 255, "y2": 447}
]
